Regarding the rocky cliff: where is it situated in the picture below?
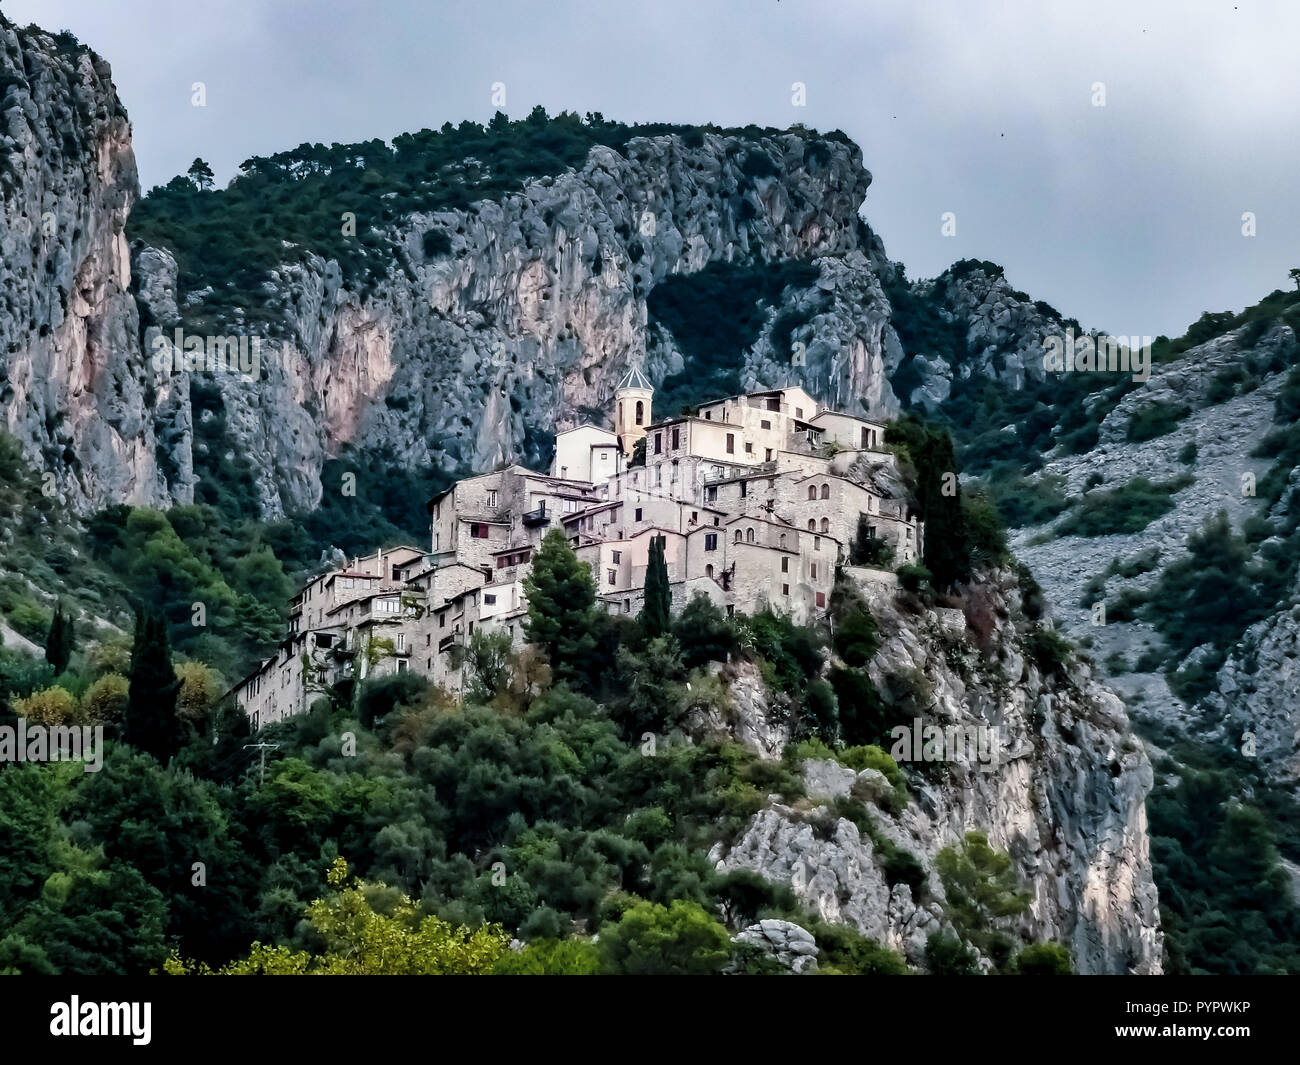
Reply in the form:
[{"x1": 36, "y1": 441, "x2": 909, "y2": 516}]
[
  {"x1": 131, "y1": 128, "x2": 906, "y2": 517},
  {"x1": 709, "y1": 569, "x2": 1162, "y2": 974},
  {"x1": 0, "y1": 17, "x2": 192, "y2": 513}
]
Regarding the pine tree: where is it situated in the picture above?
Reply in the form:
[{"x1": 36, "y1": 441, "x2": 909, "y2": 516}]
[
  {"x1": 640, "y1": 535, "x2": 671, "y2": 637},
  {"x1": 44, "y1": 602, "x2": 70, "y2": 675},
  {"x1": 125, "y1": 610, "x2": 182, "y2": 763},
  {"x1": 186, "y1": 158, "x2": 215, "y2": 191},
  {"x1": 522, "y1": 528, "x2": 600, "y2": 688}
]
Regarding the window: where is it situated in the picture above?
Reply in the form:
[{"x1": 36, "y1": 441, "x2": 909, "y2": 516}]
[
  {"x1": 654, "y1": 433, "x2": 663, "y2": 455},
  {"x1": 761, "y1": 419, "x2": 771, "y2": 430},
  {"x1": 814, "y1": 536, "x2": 821, "y2": 550},
  {"x1": 397, "y1": 633, "x2": 406, "y2": 651},
  {"x1": 811, "y1": 563, "x2": 818, "y2": 579},
  {"x1": 635, "y1": 400, "x2": 644, "y2": 426},
  {"x1": 782, "y1": 584, "x2": 789, "y2": 596},
  {"x1": 487, "y1": 489, "x2": 498, "y2": 507},
  {"x1": 608, "y1": 569, "x2": 617, "y2": 585},
  {"x1": 484, "y1": 593, "x2": 497, "y2": 605},
  {"x1": 807, "y1": 485, "x2": 817, "y2": 500},
  {"x1": 821, "y1": 518, "x2": 830, "y2": 533},
  {"x1": 426, "y1": 633, "x2": 431, "y2": 646},
  {"x1": 672, "y1": 427, "x2": 680, "y2": 449},
  {"x1": 734, "y1": 530, "x2": 743, "y2": 544},
  {"x1": 820, "y1": 484, "x2": 830, "y2": 499},
  {"x1": 739, "y1": 481, "x2": 747, "y2": 498},
  {"x1": 706, "y1": 486, "x2": 717, "y2": 502},
  {"x1": 691, "y1": 511, "x2": 698, "y2": 523},
  {"x1": 765, "y1": 448, "x2": 773, "y2": 461},
  {"x1": 779, "y1": 533, "x2": 787, "y2": 548},
  {"x1": 470, "y1": 523, "x2": 490, "y2": 538},
  {"x1": 623, "y1": 599, "x2": 631, "y2": 613},
  {"x1": 744, "y1": 442, "x2": 753, "y2": 454},
  {"x1": 612, "y1": 550, "x2": 622, "y2": 563},
  {"x1": 781, "y1": 557, "x2": 789, "y2": 573},
  {"x1": 705, "y1": 534, "x2": 718, "y2": 551},
  {"x1": 746, "y1": 528, "x2": 755, "y2": 543},
  {"x1": 439, "y1": 613, "x2": 446, "y2": 628},
  {"x1": 635, "y1": 507, "x2": 643, "y2": 521},
  {"x1": 807, "y1": 520, "x2": 815, "y2": 531},
  {"x1": 671, "y1": 459, "x2": 679, "y2": 481},
  {"x1": 816, "y1": 592, "x2": 826, "y2": 608},
  {"x1": 726, "y1": 433, "x2": 735, "y2": 454},
  {"x1": 705, "y1": 564, "x2": 715, "y2": 578},
  {"x1": 861, "y1": 427, "x2": 870, "y2": 449},
  {"x1": 795, "y1": 407, "x2": 804, "y2": 418},
  {"x1": 561, "y1": 466, "x2": 568, "y2": 478},
  {"x1": 656, "y1": 466, "x2": 663, "y2": 486}
]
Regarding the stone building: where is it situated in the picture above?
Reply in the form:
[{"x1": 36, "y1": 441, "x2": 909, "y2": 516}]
[{"x1": 232, "y1": 370, "x2": 922, "y2": 723}]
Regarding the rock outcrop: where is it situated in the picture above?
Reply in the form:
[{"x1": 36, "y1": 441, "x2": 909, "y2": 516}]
[
  {"x1": 713, "y1": 569, "x2": 1163, "y2": 974},
  {"x1": 0, "y1": 19, "x2": 187, "y2": 512}
]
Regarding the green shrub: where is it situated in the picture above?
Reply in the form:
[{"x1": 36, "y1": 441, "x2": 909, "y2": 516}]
[
  {"x1": 1054, "y1": 474, "x2": 1191, "y2": 537},
  {"x1": 897, "y1": 563, "x2": 931, "y2": 593},
  {"x1": 1013, "y1": 942, "x2": 1073, "y2": 975},
  {"x1": 925, "y1": 932, "x2": 979, "y2": 975},
  {"x1": 1127, "y1": 401, "x2": 1190, "y2": 443},
  {"x1": 1025, "y1": 626, "x2": 1072, "y2": 680}
]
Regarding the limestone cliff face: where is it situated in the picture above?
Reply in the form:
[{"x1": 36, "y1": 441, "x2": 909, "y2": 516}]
[
  {"x1": 2, "y1": 15, "x2": 910, "y2": 519},
  {"x1": 1007, "y1": 320, "x2": 1300, "y2": 785},
  {"x1": 713, "y1": 570, "x2": 1163, "y2": 975},
  {"x1": 0, "y1": 18, "x2": 190, "y2": 512},
  {"x1": 891, "y1": 262, "x2": 1069, "y2": 408},
  {"x1": 142, "y1": 129, "x2": 902, "y2": 516}
]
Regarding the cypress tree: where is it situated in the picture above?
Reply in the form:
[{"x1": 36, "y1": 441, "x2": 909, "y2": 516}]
[
  {"x1": 125, "y1": 609, "x2": 182, "y2": 763},
  {"x1": 61, "y1": 608, "x2": 74, "y2": 668},
  {"x1": 886, "y1": 416, "x2": 970, "y2": 590},
  {"x1": 523, "y1": 528, "x2": 600, "y2": 688},
  {"x1": 640, "y1": 535, "x2": 671, "y2": 637},
  {"x1": 44, "y1": 602, "x2": 70, "y2": 675}
]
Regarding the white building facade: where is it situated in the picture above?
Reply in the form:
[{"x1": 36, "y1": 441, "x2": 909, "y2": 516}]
[{"x1": 233, "y1": 370, "x2": 922, "y2": 725}]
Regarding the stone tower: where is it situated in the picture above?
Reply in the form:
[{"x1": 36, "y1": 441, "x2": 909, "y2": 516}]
[{"x1": 614, "y1": 363, "x2": 653, "y2": 457}]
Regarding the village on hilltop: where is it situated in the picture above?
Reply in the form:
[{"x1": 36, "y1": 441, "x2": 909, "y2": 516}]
[{"x1": 234, "y1": 370, "x2": 923, "y2": 726}]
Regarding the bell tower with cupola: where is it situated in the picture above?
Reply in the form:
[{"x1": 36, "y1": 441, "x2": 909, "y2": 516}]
[{"x1": 614, "y1": 362, "x2": 653, "y2": 457}]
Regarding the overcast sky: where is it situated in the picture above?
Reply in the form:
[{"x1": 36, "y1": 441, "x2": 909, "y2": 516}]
[{"x1": 5, "y1": 0, "x2": 1296, "y2": 338}]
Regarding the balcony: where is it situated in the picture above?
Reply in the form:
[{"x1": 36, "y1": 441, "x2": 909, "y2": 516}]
[{"x1": 521, "y1": 505, "x2": 551, "y2": 527}]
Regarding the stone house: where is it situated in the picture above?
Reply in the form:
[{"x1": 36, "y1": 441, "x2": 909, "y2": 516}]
[{"x1": 233, "y1": 368, "x2": 922, "y2": 723}]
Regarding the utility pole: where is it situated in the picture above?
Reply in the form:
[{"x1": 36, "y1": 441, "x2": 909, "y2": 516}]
[{"x1": 243, "y1": 742, "x2": 280, "y2": 785}]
